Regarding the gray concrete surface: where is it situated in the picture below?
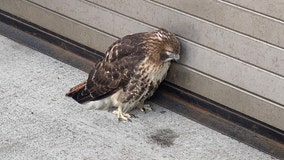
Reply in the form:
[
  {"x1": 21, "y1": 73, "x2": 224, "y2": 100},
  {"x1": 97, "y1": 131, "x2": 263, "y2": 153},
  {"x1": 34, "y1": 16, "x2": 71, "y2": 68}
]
[{"x1": 0, "y1": 35, "x2": 277, "y2": 160}]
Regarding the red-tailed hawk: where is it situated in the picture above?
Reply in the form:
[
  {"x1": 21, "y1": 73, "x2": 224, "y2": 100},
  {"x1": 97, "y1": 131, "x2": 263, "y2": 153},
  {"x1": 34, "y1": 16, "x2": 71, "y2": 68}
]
[{"x1": 66, "y1": 29, "x2": 180, "y2": 121}]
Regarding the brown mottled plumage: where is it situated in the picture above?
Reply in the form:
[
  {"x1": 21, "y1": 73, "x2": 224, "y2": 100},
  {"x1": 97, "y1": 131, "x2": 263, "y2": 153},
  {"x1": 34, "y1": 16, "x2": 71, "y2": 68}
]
[{"x1": 66, "y1": 29, "x2": 180, "y2": 121}]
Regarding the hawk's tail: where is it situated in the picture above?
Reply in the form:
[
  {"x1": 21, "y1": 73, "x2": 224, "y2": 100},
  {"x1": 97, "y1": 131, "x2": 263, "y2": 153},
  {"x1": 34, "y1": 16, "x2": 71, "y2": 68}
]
[{"x1": 65, "y1": 81, "x2": 92, "y2": 104}]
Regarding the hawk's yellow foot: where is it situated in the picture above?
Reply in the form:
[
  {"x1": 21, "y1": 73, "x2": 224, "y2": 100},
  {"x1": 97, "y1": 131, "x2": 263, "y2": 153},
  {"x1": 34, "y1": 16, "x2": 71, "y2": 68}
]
[{"x1": 112, "y1": 110, "x2": 131, "y2": 121}]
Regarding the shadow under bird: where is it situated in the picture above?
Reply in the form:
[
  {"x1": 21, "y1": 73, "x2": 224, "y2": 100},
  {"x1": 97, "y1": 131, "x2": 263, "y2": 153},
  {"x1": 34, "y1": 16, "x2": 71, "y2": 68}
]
[{"x1": 66, "y1": 28, "x2": 180, "y2": 121}]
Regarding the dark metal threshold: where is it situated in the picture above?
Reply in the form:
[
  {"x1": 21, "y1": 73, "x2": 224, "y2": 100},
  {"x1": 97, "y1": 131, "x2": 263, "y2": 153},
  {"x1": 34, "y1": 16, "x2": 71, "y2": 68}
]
[{"x1": 0, "y1": 10, "x2": 283, "y2": 159}]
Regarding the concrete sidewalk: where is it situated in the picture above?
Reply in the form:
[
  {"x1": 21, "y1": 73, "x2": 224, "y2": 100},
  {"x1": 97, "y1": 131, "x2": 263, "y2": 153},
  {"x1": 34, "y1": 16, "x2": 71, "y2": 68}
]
[{"x1": 0, "y1": 35, "x2": 277, "y2": 160}]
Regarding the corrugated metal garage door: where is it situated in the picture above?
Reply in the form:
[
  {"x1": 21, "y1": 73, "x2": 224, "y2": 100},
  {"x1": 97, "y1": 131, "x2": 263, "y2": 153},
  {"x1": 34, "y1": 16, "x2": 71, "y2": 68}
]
[{"x1": 1, "y1": 0, "x2": 283, "y2": 130}]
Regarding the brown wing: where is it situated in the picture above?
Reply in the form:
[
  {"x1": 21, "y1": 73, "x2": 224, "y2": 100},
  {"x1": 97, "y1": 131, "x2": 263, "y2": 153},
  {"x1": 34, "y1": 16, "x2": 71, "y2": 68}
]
[{"x1": 66, "y1": 33, "x2": 147, "y2": 103}]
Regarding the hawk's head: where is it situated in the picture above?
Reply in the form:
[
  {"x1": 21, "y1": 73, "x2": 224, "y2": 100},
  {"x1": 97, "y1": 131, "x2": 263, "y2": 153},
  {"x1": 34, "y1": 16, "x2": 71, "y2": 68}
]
[{"x1": 146, "y1": 29, "x2": 181, "y2": 64}]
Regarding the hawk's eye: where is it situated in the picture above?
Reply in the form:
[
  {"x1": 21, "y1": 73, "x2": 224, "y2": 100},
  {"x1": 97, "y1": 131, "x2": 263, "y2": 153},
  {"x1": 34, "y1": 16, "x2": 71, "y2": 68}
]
[
  {"x1": 161, "y1": 51, "x2": 180, "y2": 62},
  {"x1": 161, "y1": 52, "x2": 169, "y2": 61}
]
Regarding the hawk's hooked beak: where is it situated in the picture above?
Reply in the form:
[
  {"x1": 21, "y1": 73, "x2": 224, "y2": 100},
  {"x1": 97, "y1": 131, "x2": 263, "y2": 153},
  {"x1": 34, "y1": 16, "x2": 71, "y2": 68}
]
[{"x1": 165, "y1": 51, "x2": 180, "y2": 62}]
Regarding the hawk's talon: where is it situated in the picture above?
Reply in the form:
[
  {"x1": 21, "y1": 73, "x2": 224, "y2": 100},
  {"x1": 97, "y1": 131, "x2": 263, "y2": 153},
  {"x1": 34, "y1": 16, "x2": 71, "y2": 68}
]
[
  {"x1": 130, "y1": 113, "x2": 138, "y2": 118},
  {"x1": 119, "y1": 117, "x2": 132, "y2": 122}
]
